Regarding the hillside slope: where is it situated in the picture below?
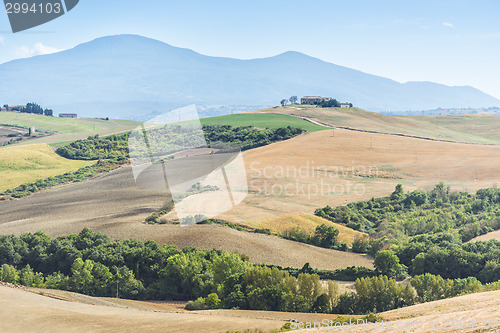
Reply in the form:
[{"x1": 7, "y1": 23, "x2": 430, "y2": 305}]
[
  {"x1": 258, "y1": 105, "x2": 500, "y2": 144},
  {"x1": 0, "y1": 166, "x2": 373, "y2": 271},
  {"x1": 242, "y1": 214, "x2": 367, "y2": 246},
  {"x1": 2, "y1": 283, "x2": 500, "y2": 333},
  {"x1": 309, "y1": 290, "x2": 500, "y2": 333},
  {"x1": 0, "y1": 144, "x2": 93, "y2": 192},
  {"x1": 0, "y1": 284, "x2": 284, "y2": 333},
  {"x1": 0, "y1": 111, "x2": 141, "y2": 145},
  {"x1": 217, "y1": 128, "x2": 500, "y2": 222}
]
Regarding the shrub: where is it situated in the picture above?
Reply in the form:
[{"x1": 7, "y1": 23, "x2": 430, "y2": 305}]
[{"x1": 185, "y1": 297, "x2": 208, "y2": 310}]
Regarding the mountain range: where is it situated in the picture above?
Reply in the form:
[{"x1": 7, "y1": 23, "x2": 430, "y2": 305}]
[{"x1": 0, "y1": 34, "x2": 498, "y2": 120}]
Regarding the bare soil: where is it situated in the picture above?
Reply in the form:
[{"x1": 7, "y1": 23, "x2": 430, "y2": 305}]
[
  {"x1": 0, "y1": 284, "x2": 285, "y2": 333},
  {"x1": 0, "y1": 165, "x2": 373, "y2": 270}
]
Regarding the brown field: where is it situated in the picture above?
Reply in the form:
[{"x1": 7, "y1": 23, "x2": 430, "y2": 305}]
[
  {"x1": 2, "y1": 283, "x2": 500, "y2": 333},
  {"x1": 217, "y1": 128, "x2": 500, "y2": 222},
  {"x1": 241, "y1": 214, "x2": 367, "y2": 245},
  {"x1": 301, "y1": 290, "x2": 500, "y2": 333},
  {"x1": 256, "y1": 105, "x2": 500, "y2": 144},
  {"x1": 3, "y1": 126, "x2": 500, "y2": 269},
  {"x1": 0, "y1": 166, "x2": 373, "y2": 271},
  {"x1": 0, "y1": 126, "x2": 27, "y2": 145},
  {"x1": 0, "y1": 284, "x2": 286, "y2": 333},
  {"x1": 471, "y1": 229, "x2": 500, "y2": 242}
]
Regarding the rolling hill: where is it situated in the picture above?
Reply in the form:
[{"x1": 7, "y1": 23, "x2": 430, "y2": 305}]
[
  {"x1": 0, "y1": 165, "x2": 373, "y2": 271},
  {"x1": 2, "y1": 281, "x2": 500, "y2": 333},
  {"x1": 0, "y1": 111, "x2": 142, "y2": 146},
  {"x1": 0, "y1": 34, "x2": 498, "y2": 120},
  {"x1": 217, "y1": 127, "x2": 500, "y2": 222},
  {"x1": 0, "y1": 144, "x2": 93, "y2": 192},
  {"x1": 198, "y1": 113, "x2": 326, "y2": 131},
  {"x1": 257, "y1": 105, "x2": 500, "y2": 144},
  {"x1": 241, "y1": 214, "x2": 367, "y2": 246}
]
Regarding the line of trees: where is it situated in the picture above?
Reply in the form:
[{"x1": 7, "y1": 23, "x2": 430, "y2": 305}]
[
  {"x1": 1, "y1": 229, "x2": 499, "y2": 315},
  {"x1": 334, "y1": 272, "x2": 489, "y2": 315},
  {"x1": 3, "y1": 102, "x2": 54, "y2": 116},
  {"x1": 315, "y1": 183, "x2": 500, "y2": 239},
  {"x1": 281, "y1": 224, "x2": 349, "y2": 251},
  {"x1": 58, "y1": 125, "x2": 305, "y2": 161},
  {"x1": 0, "y1": 229, "x2": 337, "y2": 313},
  {"x1": 314, "y1": 183, "x2": 500, "y2": 283},
  {"x1": 281, "y1": 96, "x2": 298, "y2": 106}
]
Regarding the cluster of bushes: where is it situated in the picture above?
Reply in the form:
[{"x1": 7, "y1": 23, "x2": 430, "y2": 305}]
[
  {"x1": 410, "y1": 273, "x2": 482, "y2": 302},
  {"x1": 334, "y1": 272, "x2": 498, "y2": 315},
  {"x1": 10, "y1": 102, "x2": 53, "y2": 116},
  {"x1": 1, "y1": 160, "x2": 122, "y2": 199},
  {"x1": 280, "y1": 224, "x2": 348, "y2": 251},
  {"x1": 261, "y1": 263, "x2": 377, "y2": 282},
  {"x1": 173, "y1": 182, "x2": 219, "y2": 203},
  {"x1": 58, "y1": 125, "x2": 305, "y2": 163},
  {"x1": 394, "y1": 234, "x2": 500, "y2": 282},
  {"x1": 203, "y1": 125, "x2": 304, "y2": 152},
  {"x1": 144, "y1": 201, "x2": 175, "y2": 224},
  {"x1": 2, "y1": 229, "x2": 499, "y2": 316},
  {"x1": 336, "y1": 275, "x2": 415, "y2": 314},
  {"x1": 0, "y1": 260, "x2": 144, "y2": 299},
  {"x1": 0, "y1": 229, "x2": 337, "y2": 313},
  {"x1": 57, "y1": 133, "x2": 130, "y2": 160},
  {"x1": 315, "y1": 183, "x2": 500, "y2": 240}
]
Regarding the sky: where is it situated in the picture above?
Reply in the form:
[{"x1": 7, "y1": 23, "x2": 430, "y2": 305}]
[{"x1": 1, "y1": 0, "x2": 500, "y2": 99}]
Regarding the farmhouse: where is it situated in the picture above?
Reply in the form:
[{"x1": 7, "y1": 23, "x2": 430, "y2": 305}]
[
  {"x1": 0, "y1": 107, "x2": 6, "y2": 111},
  {"x1": 301, "y1": 96, "x2": 332, "y2": 105},
  {"x1": 59, "y1": 113, "x2": 78, "y2": 118},
  {"x1": 340, "y1": 103, "x2": 351, "y2": 109}
]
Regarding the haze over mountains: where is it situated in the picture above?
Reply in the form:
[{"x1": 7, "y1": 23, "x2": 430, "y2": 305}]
[{"x1": 0, "y1": 34, "x2": 498, "y2": 120}]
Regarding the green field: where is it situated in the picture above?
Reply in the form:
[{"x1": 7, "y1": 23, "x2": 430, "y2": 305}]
[
  {"x1": 0, "y1": 112, "x2": 140, "y2": 134},
  {"x1": 0, "y1": 112, "x2": 142, "y2": 146},
  {"x1": 199, "y1": 113, "x2": 326, "y2": 131},
  {"x1": 0, "y1": 144, "x2": 94, "y2": 192}
]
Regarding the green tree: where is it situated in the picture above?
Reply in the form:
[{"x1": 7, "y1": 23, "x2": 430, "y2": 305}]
[
  {"x1": 69, "y1": 258, "x2": 94, "y2": 293},
  {"x1": 205, "y1": 292, "x2": 221, "y2": 309},
  {"x1": 20, "y1": 264, "x2": 44, "y2": 287},
  {"x1": 374, "y1": 250, "x2": 400, "y2": 276},
  {"x1": 313, "y1": 224, "x2": 339, "y2": 248},
  {"x1": 390, "y1": 184, "x2": 405, "y2": 200},
  {"x1": 1, "y1": 264, "x2": 19, "y2": 284}
]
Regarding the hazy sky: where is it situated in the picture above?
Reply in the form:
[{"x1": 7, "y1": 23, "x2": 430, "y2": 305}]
[{"x1": 1, "y1": 0, "x2": 500, "y2": 99}]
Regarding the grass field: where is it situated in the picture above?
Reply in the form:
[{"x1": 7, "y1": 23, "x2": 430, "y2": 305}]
[
  {"x1": 0, "y1": 112, "x2": 141, "y2": 146},
  {"x1": 0, "y1": 144, "x2": 93, "y2": 192},
  {"x1": 0, "y1": 111, "x2": 139, "y2": 134},
  {"x1": 256, "y1": 105, "x2": 500, "y2": 144},
  {"x1": 199, "y1": 112, "x2": 326, "y2": 131},
  {"x1": 241, "y1": 214, "x2": 367, "y2": 245}
]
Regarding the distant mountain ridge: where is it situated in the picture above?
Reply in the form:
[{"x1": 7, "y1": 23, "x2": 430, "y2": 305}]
[{"x1": 0, "y1": 34, "x2": 498, "y2": 120}]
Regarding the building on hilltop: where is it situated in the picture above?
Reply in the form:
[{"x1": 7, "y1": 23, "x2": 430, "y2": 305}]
[
  {"x1": 301, "y1": 96, "x2": 332, "y2": 105},
  {"x1": 340, "y1": 103, "x2": 351, "y2": 109},
  {"x1": 59, "y1": 113, "x2": 78, "y2": 118}
]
